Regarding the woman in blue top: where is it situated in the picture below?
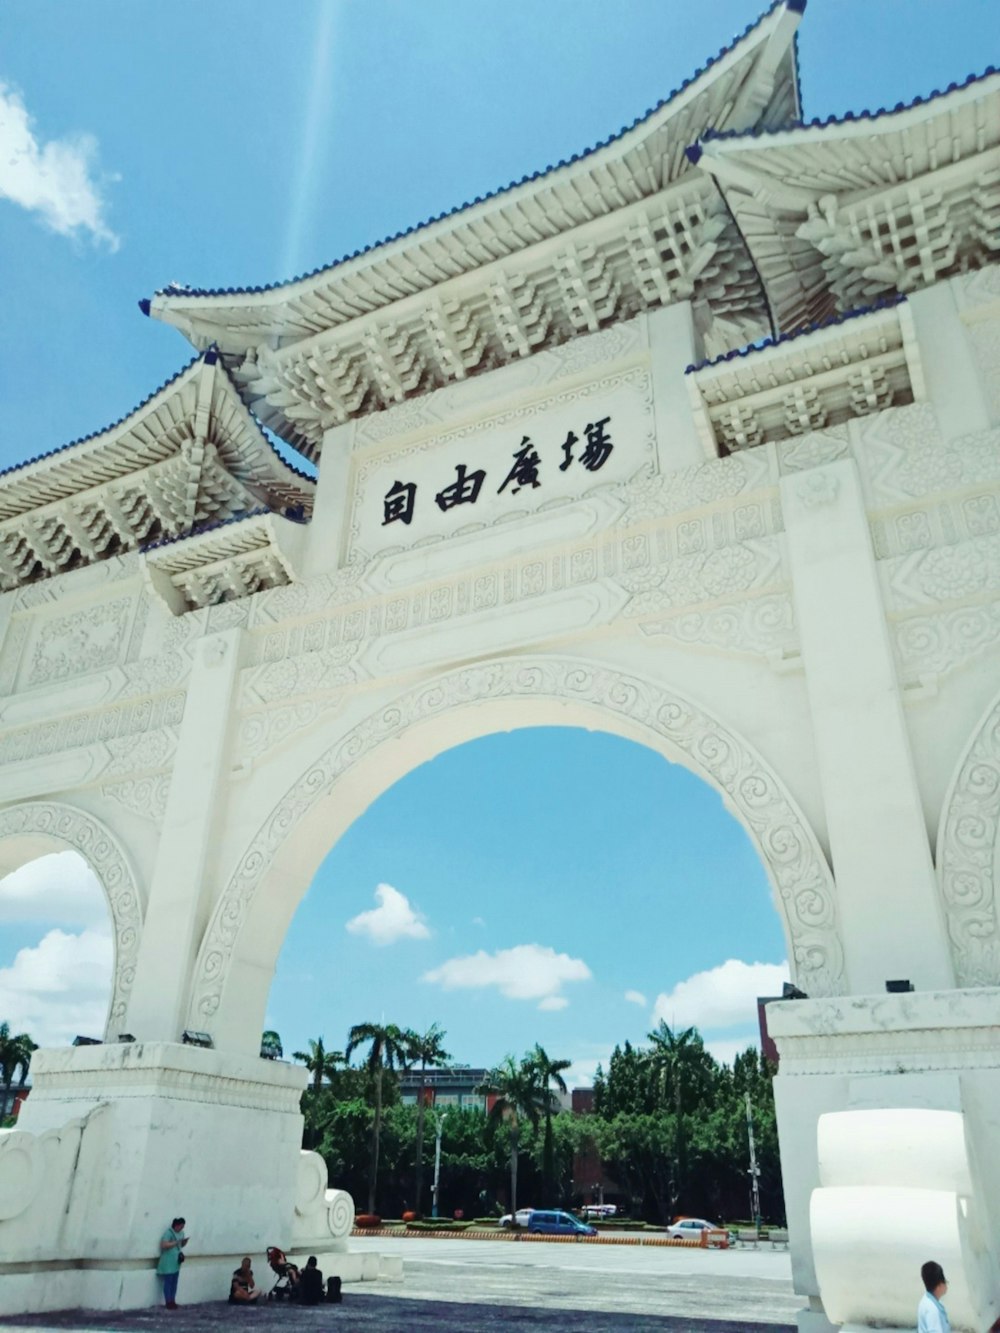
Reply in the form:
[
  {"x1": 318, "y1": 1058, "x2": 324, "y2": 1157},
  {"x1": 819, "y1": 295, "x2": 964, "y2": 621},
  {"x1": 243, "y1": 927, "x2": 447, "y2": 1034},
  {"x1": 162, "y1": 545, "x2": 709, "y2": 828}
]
[{"x1": 156, "y1": 1217, "x2": 187, "y2": 1309}]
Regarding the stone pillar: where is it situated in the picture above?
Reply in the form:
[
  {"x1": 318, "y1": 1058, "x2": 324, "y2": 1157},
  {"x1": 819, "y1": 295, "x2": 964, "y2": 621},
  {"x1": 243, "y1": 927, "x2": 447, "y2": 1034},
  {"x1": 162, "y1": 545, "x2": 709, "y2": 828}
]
[
  {"x1": 304, "y1": 420, "x2": 356, "y2": 576},
  {"x1": 124, "y1": 626, "x2": 243, "y2": 1042},
  {"x1": 645, "y1": 301, "x2": 706, "y2": 473},
  {"x1": 781, "y1": 457, "x2": 954, "y2": 994}
]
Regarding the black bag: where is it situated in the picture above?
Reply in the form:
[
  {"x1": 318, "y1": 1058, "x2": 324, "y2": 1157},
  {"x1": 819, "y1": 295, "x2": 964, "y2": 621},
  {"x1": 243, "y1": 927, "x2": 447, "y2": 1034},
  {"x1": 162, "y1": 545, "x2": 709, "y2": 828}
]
[{"x1": 178, "y1": 1252, "x2": 185, "y2": 1265}]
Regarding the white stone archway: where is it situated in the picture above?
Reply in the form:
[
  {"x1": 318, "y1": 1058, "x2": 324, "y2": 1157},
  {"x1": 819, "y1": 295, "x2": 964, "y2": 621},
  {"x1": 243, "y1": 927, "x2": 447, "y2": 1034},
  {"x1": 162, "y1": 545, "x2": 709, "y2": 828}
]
[
  {"x1": 189, "y1": 654, "x2": 843, "y2": 1047},
  {"x1": 937, "y1": 686, "x2": 1000, "y2": 987},
  {"x1": 0, "y1": 800, "x2": 143, "y2": 1040},
  {"x1": 1, "y1": 7, "x2": 1000, "y2": 1323}
]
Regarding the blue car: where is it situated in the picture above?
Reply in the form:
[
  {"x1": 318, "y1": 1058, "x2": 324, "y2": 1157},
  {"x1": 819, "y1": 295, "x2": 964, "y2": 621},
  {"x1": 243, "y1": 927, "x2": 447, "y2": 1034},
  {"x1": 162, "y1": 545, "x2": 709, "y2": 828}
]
[{"x1": 526, "y1": 1210, "x2": 597, "y2": 1237}]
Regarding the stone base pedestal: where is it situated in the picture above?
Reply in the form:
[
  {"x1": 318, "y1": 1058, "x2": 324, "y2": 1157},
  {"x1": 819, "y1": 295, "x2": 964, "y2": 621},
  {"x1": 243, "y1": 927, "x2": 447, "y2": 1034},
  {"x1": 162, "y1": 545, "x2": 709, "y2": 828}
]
[
  {"x1": 769, "y1": 989, "x2": 1000, "y2": 1333},
  {"x1": 0, "y1": 1042, "x2": 325, "y2": 1314}
]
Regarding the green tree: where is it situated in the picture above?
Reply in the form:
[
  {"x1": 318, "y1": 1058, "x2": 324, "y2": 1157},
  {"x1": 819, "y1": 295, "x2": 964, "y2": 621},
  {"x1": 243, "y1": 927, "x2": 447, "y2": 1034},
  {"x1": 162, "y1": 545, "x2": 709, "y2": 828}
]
[
  {"x1": 646, "y1": 1021, "x2": 713, "y2": 1211},
  {"x1": 346, "y1": 1022, "x2": 410, "y2": 1215},
  {"x1": 292, "y1": 1036, "x2": 344, "y2": 1092},
  {"x1": 404, "y1": 1023, "x2": 450, "y2": 1215},
  {"x1": 0, "y1": 1022, "x2": 36, "y2": 1120},
  {"x1": 479, "y1": 1054, "x2": 545, "y2": 1215},
  {"x1": 530, "y1": 1043, "x2": 571, "y2": 1202}
]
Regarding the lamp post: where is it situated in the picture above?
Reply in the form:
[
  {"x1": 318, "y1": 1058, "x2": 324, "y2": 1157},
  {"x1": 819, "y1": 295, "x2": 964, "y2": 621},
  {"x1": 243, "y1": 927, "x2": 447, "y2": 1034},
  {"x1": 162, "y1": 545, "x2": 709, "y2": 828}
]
[{"x1": 430, "y1": 1112, "x2": 444, "y2": 1219}]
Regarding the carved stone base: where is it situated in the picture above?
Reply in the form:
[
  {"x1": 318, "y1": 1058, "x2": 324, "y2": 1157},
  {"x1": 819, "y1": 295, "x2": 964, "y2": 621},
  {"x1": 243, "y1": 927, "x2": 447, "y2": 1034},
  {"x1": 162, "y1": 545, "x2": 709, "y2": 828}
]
[
  {"x1": 770, "y1": 989, "x2": 1000, "y2": 1333},
  {"x1": 0, "y1": 1042, "x2": 317, "y2": 1313}
]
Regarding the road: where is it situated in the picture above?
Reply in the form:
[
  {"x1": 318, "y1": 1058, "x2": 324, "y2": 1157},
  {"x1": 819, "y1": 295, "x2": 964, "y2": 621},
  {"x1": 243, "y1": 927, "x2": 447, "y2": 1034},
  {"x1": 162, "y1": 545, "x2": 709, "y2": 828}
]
[{"x1": 351, "y1": 1234, "x2": 799, "y2": 1326}]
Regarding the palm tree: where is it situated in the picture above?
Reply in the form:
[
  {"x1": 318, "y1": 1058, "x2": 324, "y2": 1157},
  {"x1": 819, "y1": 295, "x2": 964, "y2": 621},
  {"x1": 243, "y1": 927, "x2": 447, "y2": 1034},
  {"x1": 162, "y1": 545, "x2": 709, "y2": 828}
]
[
  {"x1": 531, "y1": 1043, "x2": 572, "y2": 1202},
  {"x1": 292, "y1": 1036, "x2": 344, "y2": 1093},
  {"x1": 478, "y1": 1055, "x2": 545, "y2": 1216},
  {"x1": 646, "y1": 1020, "x2": 702, "y2": 1210},
  {"x1": 404, "y1": 1023, "x2": 450, "y2": 1215},
  {"x1": 346, "y1": 1022, "x2": 410, "y2": 1215},
  {"x1": 0, "y1": 1023, "x2": 36, "y2": 1120}
]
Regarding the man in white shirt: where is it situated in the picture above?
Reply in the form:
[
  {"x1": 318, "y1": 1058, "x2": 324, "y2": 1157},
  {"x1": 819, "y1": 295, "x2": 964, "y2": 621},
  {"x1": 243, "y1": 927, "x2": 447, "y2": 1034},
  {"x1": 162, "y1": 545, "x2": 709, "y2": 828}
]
[{"x1": 917, "y1": 1261, "x2": 950, "y2": 1333}]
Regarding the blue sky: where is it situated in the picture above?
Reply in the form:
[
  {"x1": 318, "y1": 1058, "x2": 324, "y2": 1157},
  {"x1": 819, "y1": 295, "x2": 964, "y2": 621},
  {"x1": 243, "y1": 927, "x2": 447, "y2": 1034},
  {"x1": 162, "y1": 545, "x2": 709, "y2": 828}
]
[{"x1": 0, "y1": 1, "x2": 996, "y2": 1082}]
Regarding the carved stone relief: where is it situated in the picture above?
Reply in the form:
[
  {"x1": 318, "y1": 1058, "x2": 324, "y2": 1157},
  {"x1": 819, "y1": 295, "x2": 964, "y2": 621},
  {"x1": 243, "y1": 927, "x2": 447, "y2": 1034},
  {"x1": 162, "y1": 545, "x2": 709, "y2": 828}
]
[
  {"x1": 894, "y1": 603, "x2": 1000, "y2": 681},
  {"x1": 777, "y1": 426, "x2": 850, "y2": 474},
  {"x1": 0, "y1": 692, "x2": 184, "y2": 770},
  {"x1": 11, "y1": 555, "x2": 139, "y2": 613},
  {"x1": 937, "y1": 688, "x2": 1000, "y2": 986},
  {"x1": 618, "y1": 537, "x2": 782, "y2": 617},
  {"x1": 641, "y1": 592, "x2": 798, "y2": 663},
  {"x1": 0, "y1": 801, "x2": 143, "y2": 1038},
  {"x1": 101, "y1": 775, "x2": 171, "y2": 826},
  {"x1": 619, "y1": 448, "x2": 774, "y2": 525},
  {"x1": 27, "y1": 598, "x2": 134, "y2": 688},
  {"x1": 886, "y1": 533, "x2": 1000, "y2": 610},
  {"x1": 862, "y1": 407, "x2": 1000, "y2": 508},
  {"x1": 192, "y1": 655, "x2": 844, "y2": 1029}
]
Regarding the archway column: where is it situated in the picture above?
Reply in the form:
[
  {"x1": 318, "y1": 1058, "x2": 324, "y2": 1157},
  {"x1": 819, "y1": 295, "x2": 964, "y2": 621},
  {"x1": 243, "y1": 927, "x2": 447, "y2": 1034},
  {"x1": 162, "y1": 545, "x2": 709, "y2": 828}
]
[
  {"x1": 125, "y1": 627, "x2": 244, "y2": 1042},
  {"x1": 781, "y1": 456, "x2": 954, "y2": 993}
]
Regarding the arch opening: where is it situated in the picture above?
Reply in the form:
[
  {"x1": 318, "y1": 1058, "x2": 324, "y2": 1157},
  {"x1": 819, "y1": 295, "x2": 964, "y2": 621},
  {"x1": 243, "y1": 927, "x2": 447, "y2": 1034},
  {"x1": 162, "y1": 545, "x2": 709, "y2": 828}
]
[
  {"x1": 192, "y1": 656, "x2": 842, "y2": 1055},
  {"x1": 268, "y1": 725, "x2": 794, "y2": 1082}
]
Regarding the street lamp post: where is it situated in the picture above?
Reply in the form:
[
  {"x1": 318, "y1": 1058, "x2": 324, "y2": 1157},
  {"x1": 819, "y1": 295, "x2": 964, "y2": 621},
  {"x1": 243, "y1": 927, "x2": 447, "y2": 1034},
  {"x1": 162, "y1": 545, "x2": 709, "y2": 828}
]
[{"x1": 431, "y1": 1113, "x2": 444, "y2": 1219}]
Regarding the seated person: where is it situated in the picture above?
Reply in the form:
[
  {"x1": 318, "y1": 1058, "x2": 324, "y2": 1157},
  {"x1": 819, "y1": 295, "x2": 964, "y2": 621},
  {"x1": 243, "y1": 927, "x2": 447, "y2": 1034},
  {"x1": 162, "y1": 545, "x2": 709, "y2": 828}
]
[
  {"x1": 297, "y1": 1256, "x2": 324, "y2": 1306},
  {"x1": 229, "y1": 1257, "x2": 263, "y2": 1304}
]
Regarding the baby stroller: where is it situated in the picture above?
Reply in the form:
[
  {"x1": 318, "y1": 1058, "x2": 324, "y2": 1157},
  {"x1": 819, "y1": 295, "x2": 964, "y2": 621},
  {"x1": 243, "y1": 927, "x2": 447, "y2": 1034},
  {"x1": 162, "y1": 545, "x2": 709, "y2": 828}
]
[{"x1": 266, "y1": 1246, "x2": 300, "y2": 1302}]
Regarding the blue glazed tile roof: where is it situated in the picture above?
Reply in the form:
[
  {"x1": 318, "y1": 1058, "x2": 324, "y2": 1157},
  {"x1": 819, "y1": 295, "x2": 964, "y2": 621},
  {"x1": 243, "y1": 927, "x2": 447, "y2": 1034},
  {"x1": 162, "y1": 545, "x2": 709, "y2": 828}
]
[
  {"x1": 684, "y1": 293, "x2": 906, "y2": 374},
  {"x1": 148, "y1": 0, "x2": 801, "y2": 304},
  {"x1": 0, "y1": 350, "x2": 315, "y2": 491},
  {"x1": 141, "y1": 507, "x2": 272, "y2": 555},
  {"x1": 0, "y1": 354, "x2": 201, "y2": 483},
  {"x1": 693, "y1": 63, "x2": 998, "y2": 148}
]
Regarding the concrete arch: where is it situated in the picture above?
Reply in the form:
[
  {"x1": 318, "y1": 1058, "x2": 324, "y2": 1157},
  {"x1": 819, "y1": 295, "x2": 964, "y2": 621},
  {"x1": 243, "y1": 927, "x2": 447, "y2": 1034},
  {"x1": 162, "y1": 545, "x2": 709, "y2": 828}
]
[
  {"x1": 189, "y1": 654, "x2": 843, "y2": 1051},
  {"x1": 0, "y1": 800, "x2": 143, "y2": 1041},
  {"x1": 937, "y1": 685, "x2": 1000, "y2": 987}
]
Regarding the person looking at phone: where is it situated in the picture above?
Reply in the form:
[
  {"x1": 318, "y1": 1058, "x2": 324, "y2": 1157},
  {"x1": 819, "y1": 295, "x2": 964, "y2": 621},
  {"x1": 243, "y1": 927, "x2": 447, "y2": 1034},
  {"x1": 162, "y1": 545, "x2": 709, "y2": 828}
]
[{"x1": 156, "y1": 1217, "x2": 188, "y2": 1309}]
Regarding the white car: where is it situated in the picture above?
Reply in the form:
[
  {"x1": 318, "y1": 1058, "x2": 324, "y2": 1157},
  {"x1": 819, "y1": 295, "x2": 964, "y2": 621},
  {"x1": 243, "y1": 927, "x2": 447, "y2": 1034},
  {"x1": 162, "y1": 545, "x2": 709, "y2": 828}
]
[
  {"x1": 666, "y1": 1216, "x2": 719, "y2": 1240},
  {"x1": 581, "y1": 1204, "x2": 617, "y2": 1219},
  {"x1": 499, "y1": 1207, "x2": 534, "y2": 1229}
]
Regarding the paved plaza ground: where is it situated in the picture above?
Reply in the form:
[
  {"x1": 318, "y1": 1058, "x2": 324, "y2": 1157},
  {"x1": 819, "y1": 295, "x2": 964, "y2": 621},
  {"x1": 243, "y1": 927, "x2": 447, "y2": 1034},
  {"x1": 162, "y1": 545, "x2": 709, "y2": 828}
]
[{"x1": 0, "y1": 1237, "x2": 798, "y2": 1332}]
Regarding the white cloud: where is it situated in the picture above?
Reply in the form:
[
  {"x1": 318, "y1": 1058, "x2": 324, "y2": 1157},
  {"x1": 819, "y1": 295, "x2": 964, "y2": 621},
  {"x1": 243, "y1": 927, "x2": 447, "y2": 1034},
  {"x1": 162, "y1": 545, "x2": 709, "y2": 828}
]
[
  {"x1": 422, "y1": 943, "x2": 591, "y2": 1010},
  {"x1": 0, "y1": 81, "x2": 118, "y2": 248},
  {"x1": 563, "y1": 1054, "x2": 609, "y2": 1090},
  {"x1": 651, "y1": 959, "x2": 789, "y2": 1032},
  {"x1": 0, "y1": 926, "x2": 112, "y2": 1046},
  {"x1": 705, "y1": 1034, "x2": 760, "y2": 1067},
  {"x1": 345, "y1": 883, "x2": 430, "y2": 946},
  {"x1": 624, "y1": 989, "x2": 647, "y2": 1007},
  {"x1": 0, "y1": 852, "x2": 108, "y2": 927}
]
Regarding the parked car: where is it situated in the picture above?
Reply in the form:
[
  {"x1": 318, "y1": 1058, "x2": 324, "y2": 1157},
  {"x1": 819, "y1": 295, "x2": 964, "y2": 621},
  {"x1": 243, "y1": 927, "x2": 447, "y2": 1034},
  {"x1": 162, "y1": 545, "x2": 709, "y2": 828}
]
[
  {"x1": 666, "y1": 1217, "x2": 720, "y2": 1241},
  {"x1": 499, "y1": 1207, "x2": 535, "y2": 1229},
  {"x1": 581, "y1": 1204, "x2": 617, "y2": 1219},
  {"x1": 527, "y1": 1210, "x2": 597, "y2": 1237}
]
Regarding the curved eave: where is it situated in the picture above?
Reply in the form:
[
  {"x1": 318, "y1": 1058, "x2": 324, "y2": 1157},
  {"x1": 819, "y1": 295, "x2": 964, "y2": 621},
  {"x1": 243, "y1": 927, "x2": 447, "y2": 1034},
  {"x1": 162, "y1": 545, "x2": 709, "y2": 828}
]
[
  {"x1": 691, "y1": 65, "x2": 1000, "y2": 335},
  {"x1": 0, "y1": 354, "x2": 314, "y2": 524},
  {"x1": 147, "y1": 0, "x2": 804, "y2": 352},
  {"x1": 693, "y1": 67, "x2": 1000, "y2": 205}
]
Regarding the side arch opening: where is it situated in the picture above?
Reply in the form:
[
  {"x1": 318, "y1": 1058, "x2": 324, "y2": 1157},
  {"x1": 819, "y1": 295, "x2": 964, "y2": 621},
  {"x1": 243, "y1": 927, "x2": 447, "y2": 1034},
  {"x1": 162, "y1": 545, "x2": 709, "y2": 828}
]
[{"x1": 0, "y1": 802, "x2": 143, "y2": 1046}]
